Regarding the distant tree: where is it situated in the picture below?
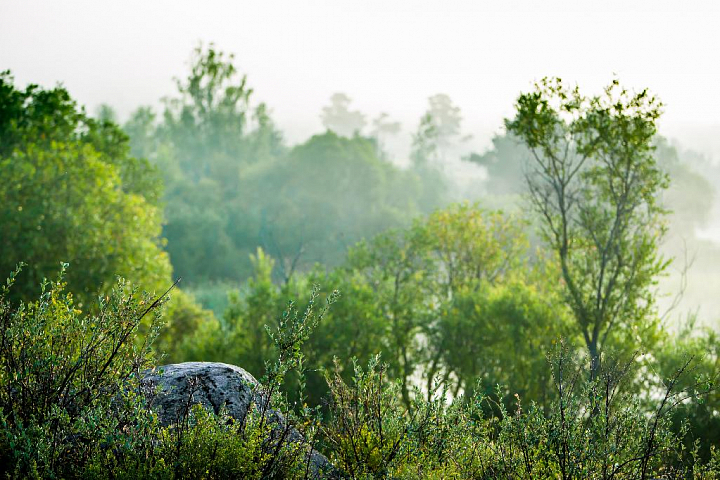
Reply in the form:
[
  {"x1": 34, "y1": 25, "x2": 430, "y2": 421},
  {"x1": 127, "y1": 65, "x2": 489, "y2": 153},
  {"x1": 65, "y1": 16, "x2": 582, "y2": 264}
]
[
  {"x1": 242, "y1": 131, "x2": 422, "y2": 281},
  {"x1": 653, "y1": 136, "x2": 715, "y2": 232},
  {"x1": 320, "y1": 92, "x2": 367, "y2": 137},
  {"x1": 506, "y1": 78, "x2": 669, "y2": 381},
  {"x1": 121, "y1": 45, "x2": 447, "y2": 286},
  {"x1": 411, "y1": 113, "x2": 440, "y2": 166},
  {"x1": 426, "y1": 94, "x2": 462, "y2": 152},
  {"x1": 410, "y1": 113, "x2": 449, "y2": 212},
  {"x1": 123, "y1": 106, "x2": 159, "y2": 160},
  {"x1": 412, "y1": 94, "x2": 468, "y2": 164},
  {"x1": 151, "y1": 43, "x2": 286, "y2": 282},
  {"x1": 95, "y1": 103, "x2": 118, "y2": 123},
  {"x1": 465, "y1": 133, "x2": 530, "y2": 195},
  {"x1": 370, "y1": 112, "x2": 401, "y2": 159},
  {"x1": 161, "y1": 42, "x2": 260, "y2": 185}
]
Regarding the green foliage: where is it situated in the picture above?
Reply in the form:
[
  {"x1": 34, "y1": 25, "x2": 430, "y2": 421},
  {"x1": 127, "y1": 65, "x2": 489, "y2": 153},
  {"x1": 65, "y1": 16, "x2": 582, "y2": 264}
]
[
  {"x1": 506, "y1": 78, "x2": 669, "y2": 381},
  {"x1": 220, "y1": 248, "x2": 285, "y2": 377},
  {"x1": 0, "y1": 71, "x2": 170, "y2": 308},
  {"x1": 0, "y1": 267, "x2": 330, "y2": 479},
  {"x1": 321, "y1": 347, "x2": 719, "y2": 479},
  {"x1": 154, "y1": 288, "x2": 219, "y2": 364},
  {"x1": 83, "y1": 403, "x2": 274, "y2": 480},
  {"x1": 347, "y1": 203, "x2": 570, "y2": 408},
  {"x1": 4, "y1": 53, "x2": 720, "y2": 477},
  {"x1": 0, "y1": 265, "x2": 166, "y2": 477},
  {"x1": 2, "y1": 266, "x2": 720, "y2": 478},
  {"x1": 652, "y1": 316, "x2": 720, "y2": 463},
  {"x1": 322, "y1": 357, "x2": 410, "y2": 478},
  {"x1": 133, "y1": 44, "x2": 442, "y2": 285},
  {"x1": 466, "y1": 133, "x2": 531, "y2": 196},
  {"x1": 243, "y1": 132, "x2": 424, "y2": 281},
  {"x1": 206, "y1": 204, "x2": 570, "y2": 412}
]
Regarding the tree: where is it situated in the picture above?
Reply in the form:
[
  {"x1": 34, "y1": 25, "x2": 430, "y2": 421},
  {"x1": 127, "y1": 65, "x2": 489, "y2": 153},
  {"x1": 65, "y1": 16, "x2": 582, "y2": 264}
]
[
  {"x1": 407, "y1": 94, "x2": 471, "y2": 212},
  {"x1": 161, "y1": 42, "x2": 255, "y2": 187},
  {"x1": 416, "y1": 205, "x2": 570, "y2": 406},
  {"x1": 412, "y1": 94, "x2": 467, "y2": 165},
  {"x1": 95, "y1": 103, "x2": 118, "y2": 123},
  {"x1": 465, "y1": 133, "x2": 531, "y2": 196},
  {"x1": 320, "y1": 92, "x2": 366, "y2": 137},
  {"x1": 153, "y1": 44, "x2": 286, "y2": 283},
  {"x1": 218, "y1": 248, "x2": 282, "y2": 378},
  {"x1": 0, "y1": 71, "x2": 171, "y2": 307},
  {"x1": 344, "y1": 204, "x2": 569, "y2": 409},
  {"x1": 409, "y1": 114, "x2": 449, "y2": 213},
  {"x1": 347, "y1": 228, "x2": 433, "y2": 408},
  {"x1": 653, "y1": 136, "x2": 715, "y2": 233},
  {"x1": 123, "y1": 106, "x2": 159, "y2": 160},
  {"x1": 506, "y1": 78, "x2": 669, "y2": 381},
  {"x1": 651, "y1": 316, "x2": 720, "y2": 462},
  {"x1": 369, "y1": 112, "x2": 401, "y2": 159},
  {"x1": 426, "y1": 94, "x2": 462, "y2": 153},
  {"x1": 240, "y1": 132, "x2": 423, "y2": 282}
]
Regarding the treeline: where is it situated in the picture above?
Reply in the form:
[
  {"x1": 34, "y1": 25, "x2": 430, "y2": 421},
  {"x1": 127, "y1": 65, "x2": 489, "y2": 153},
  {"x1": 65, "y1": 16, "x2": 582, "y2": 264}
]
[
  {"x1": 121, "y1": 46, "x2": 450, "y2": 286},
  {"x1": 2, "y1": 42, "x2": 720, "y2": 477}
]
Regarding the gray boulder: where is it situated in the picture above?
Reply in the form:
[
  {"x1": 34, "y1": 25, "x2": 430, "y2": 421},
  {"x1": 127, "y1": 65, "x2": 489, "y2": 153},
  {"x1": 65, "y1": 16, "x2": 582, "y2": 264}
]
[
  {"x1": 142, "y1": 362, "x2": 260, "y2": 426},
  {"x1": 141, "y1": 362, "x2": 338, "y2": 478}
]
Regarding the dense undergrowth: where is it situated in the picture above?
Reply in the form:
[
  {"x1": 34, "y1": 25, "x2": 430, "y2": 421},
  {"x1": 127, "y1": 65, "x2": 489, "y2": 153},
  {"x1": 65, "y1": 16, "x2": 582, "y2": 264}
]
[{"x1": 1, "y1": 265, "x2": 719, "y2": 479}]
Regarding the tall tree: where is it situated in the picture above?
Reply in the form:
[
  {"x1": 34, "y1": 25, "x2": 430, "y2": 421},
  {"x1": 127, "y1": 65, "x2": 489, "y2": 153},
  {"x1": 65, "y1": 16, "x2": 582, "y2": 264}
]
[
  {"x1": 413, "y1": 94, "x2": 467, "y2": 164},
  {"x1": 320, "y1": 92, "x2": 367, "y2": 137},
  {"x1": 506, "y1": 78, "x2": 668, "y2": 381},
  {"x1": 369, "y1": 112, "x2": 401, "y2": 160},
  {"x1": 161, "y1": 42, "x2": 257, "y2": 184}
]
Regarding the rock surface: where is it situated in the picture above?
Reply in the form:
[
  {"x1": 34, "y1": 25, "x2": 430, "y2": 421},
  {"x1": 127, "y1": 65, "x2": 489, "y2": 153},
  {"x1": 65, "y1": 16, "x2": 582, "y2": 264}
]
[
  {"x1": 141, "y1": 362, "x2": 338, "y2": 478},
  {"x1": 142, "y1": 362, "x2": 260, "y2": 426}
]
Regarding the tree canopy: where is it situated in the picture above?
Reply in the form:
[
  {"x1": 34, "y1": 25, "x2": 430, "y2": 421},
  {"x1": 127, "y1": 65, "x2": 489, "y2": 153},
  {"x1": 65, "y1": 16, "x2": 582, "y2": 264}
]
[{"x1": 0, "y1": 71, "x2": 170, "y2": 307}]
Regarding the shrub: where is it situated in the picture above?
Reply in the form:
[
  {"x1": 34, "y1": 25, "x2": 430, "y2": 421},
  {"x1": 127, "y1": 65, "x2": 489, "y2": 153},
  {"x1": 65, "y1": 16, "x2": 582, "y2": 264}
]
[
  {"x1": 321, "y1": 345, "x2": 720, "y2": 479},
  {"x1": 0, "y1": 264, "x2": 167, "y2": 478},
  {"x1": 3, "y1": 264, "x2": 719, "y2": 479},
  {"x1": 0, "y1": 265, "x2": 339, "y2": 479}
]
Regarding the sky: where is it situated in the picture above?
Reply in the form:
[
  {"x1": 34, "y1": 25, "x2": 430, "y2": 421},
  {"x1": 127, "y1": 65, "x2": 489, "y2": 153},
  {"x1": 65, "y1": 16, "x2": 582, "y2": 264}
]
[{"x1": 1, "y1": 0, "x2": 719, "y2": 158}]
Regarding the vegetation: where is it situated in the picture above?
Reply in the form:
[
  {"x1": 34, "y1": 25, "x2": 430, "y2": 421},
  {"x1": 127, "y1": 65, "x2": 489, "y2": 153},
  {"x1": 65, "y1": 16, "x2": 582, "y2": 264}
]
[
  {"x1": 0, "y1": 71, "x2": 169, "y2": 307},
  {"x1": 1, "y1": 267, "x2": 718, "y2": 478},
  {"x1": 506, "y1": 78, "x2": 669, "y2": 381},
  {"x1": 2, "y1": 43, "x2": 720, "y2": 477}
]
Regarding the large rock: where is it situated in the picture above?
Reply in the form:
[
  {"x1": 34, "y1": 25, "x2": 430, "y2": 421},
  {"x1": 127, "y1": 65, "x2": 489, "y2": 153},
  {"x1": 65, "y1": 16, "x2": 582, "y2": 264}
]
[
  {"x1": 141, "y1": 362, "x2": 338, "y2": 478},
  {"x1": 142, "y1": 362, "x2": 261, "y2": 426}
]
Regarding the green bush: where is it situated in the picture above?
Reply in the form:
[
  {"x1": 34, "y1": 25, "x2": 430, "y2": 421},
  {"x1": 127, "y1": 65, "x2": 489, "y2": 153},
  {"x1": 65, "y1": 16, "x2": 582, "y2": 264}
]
[
  {"x1": 3, "y1": 265, "x2": 720, "y2": 479},
  {"x1": 0, "y1": 267, "x2": 324, "y2": 479},
  {"x1": 0, "y1": 264, "x2": 165, "y2": 478},
  {"x1": 320, "y1": 346, "x2": 720, "y2": 479}
]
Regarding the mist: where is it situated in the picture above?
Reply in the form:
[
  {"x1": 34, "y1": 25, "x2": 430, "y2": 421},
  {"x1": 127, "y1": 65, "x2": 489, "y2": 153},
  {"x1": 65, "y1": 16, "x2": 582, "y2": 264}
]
[{"x1": 4, "y1": 3, "x2": 720, "y2": 474}]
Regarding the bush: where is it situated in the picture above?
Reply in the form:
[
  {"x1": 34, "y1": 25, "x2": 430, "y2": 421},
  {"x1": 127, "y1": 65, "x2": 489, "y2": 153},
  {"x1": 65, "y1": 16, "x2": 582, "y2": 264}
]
[
  {"x1": 0, "y1": 267, "x2": 330, "y2": 479},
  {"x1": 320, "y1": 345, "x2": 720, "y2": 479},
  {"x1": 0, "y1": 264, "x2": 166, "y2": 477},
  {"x1": 3, "y1": 264, "x2": 719, "y2": 479}
]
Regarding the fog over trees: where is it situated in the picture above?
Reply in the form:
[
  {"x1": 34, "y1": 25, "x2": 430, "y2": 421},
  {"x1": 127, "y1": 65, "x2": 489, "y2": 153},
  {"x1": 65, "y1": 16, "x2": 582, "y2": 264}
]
[{"x1": 2, "y1": 2, "x2": 720, "y2": 477}]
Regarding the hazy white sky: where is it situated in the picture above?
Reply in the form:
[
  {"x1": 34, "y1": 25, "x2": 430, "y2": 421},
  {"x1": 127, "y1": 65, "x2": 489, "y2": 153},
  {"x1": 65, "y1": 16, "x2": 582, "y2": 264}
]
[{"x1": 1, "y1": 0, "x2": 719, "y2": 156}]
